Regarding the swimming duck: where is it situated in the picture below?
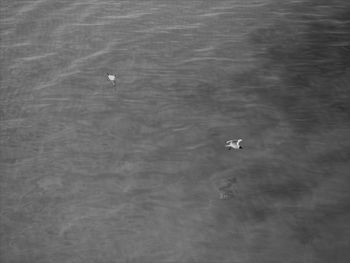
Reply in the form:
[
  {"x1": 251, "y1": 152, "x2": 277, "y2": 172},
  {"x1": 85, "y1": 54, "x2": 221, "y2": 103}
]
[
  {"x1": 225, "y1": 139, "x2": 243, "y2": 150},
  {"x1": 106, "y1": 73, "x2": 117, "y2": 86}
]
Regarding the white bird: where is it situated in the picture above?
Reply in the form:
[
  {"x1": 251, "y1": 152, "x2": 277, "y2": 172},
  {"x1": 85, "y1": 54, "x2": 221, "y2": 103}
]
[
  {"x1": 106, "y1": 73, "x2": 117, "y2": 86},
  {"x1": 225, "y1": 139, "x2": 243, "y2": 150}
]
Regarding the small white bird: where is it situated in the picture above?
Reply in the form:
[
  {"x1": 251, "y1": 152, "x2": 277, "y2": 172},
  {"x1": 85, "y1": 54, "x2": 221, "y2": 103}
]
[
  {"x1": 106, "y1": 73, "x2": 117, "y2": 86},
  {"x1": 225, "y1": 139, "x2": 243, "y2": 150}
]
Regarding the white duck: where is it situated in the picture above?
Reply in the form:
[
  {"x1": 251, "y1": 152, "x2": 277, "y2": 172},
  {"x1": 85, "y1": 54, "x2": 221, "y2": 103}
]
[
  {"x1": 225, "y1": 139, "x2": 243, "y2": 150},
  {"x1": 106, "y1": 73, "x2": 117, "y2": 86}
]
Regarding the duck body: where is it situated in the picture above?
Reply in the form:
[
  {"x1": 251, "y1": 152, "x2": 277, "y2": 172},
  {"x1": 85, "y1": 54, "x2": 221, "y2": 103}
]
[
  {"x1": 106, "y1": 73, "x2": 117, "y2": 86},
  {"x1": 225, "y1": 139, "x2": 243, "y2": 150}
]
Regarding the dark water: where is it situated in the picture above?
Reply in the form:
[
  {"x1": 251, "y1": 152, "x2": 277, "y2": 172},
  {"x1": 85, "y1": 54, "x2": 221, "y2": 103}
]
[{"x1": 1, "y1": 0, "x2": 350, "y2": 262}]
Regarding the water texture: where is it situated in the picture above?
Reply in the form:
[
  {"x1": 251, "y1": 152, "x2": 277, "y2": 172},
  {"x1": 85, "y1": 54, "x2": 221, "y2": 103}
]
[{"x1": 1, "y1": 0, "x2": 350, "y2": 262}]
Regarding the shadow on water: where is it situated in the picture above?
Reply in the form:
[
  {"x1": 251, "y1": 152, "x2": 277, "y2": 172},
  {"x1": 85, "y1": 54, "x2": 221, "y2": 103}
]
[
  {"x1": 246, "y1": 0, "x2": 350, "y2": 133},
  {"x1": 229, "y1": 1, "x2": 350, "y2": 262}
]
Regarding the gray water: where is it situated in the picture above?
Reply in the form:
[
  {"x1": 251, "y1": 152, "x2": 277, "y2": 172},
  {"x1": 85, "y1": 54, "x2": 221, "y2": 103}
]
[{"x1": 1, "y1": 0, "x2": 350, "y2": 262}]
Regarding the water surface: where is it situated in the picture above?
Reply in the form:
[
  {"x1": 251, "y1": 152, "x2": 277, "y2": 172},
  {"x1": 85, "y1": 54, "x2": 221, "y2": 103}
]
[{"x1": 1, "y1": 0, "x2": 350, "y2": 262}]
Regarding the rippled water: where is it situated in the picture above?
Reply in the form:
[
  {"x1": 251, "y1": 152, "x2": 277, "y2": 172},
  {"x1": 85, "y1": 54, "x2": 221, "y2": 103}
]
[{"x1": 1, "y1": 0, "x2": 350, "y2": 262}]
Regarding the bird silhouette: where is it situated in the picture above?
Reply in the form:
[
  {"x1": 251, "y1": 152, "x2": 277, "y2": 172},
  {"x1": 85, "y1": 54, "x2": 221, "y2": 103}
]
[
  {"x1": 225, "y1": 139, "x2": 243, "y2": 150},
  {"x1": 106, "y1": 73, "x2": 117, "y2": 87}
]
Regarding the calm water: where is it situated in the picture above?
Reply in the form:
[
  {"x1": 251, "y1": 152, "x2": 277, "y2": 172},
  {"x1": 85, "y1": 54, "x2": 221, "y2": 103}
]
[{"x1": 1, "y1": 0, "x2": 350, "y2": 262}]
